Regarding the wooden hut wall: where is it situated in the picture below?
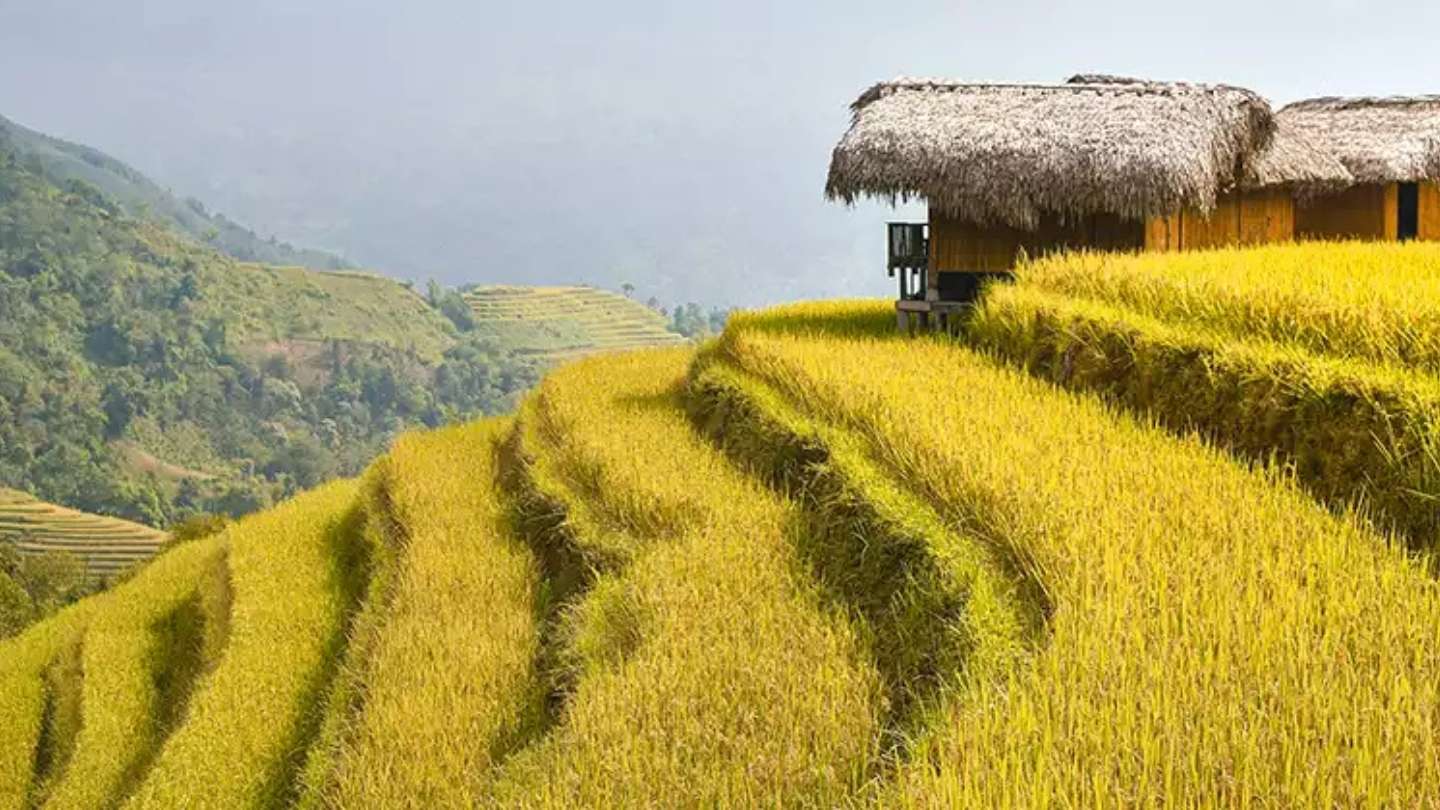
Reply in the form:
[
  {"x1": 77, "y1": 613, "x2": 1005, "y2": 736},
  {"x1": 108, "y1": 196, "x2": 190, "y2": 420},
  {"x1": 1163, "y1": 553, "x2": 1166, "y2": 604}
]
[
  {"x1": 1145, "y1": 189, "x2": 1295, "y2": 251},
  {"x1": 1296, "y1": 185, "x2": 1396, "y2": 241},
  {"x1": 927, "y1": 211, "x2": 1143, "y2": 281},
  {"x1": 1421, "y1": 182, "x2": 1440, "y2": 240}
]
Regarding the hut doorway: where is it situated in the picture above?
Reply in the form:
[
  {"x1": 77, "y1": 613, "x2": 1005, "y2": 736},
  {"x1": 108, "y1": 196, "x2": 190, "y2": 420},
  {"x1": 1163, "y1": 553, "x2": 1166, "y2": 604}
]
[{"x1": 1399, "y1": 183, "x2": 1421, "y2": 241}]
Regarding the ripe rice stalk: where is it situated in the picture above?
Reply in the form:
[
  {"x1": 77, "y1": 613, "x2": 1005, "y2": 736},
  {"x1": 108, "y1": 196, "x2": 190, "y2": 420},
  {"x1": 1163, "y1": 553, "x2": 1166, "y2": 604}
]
[
  {"x1": 1013, "y1": 241, "x2": 1440, "y2": 372},
  {"x1": 121, "y1": 480, "x2": 366, "y2": 809},
  {"x1": 485, "y1": 349, "x2": 884, "y2": 806},
  {"x1": 304, "y1": 420, "x2": 546, "y2": 808},
  {"x1": 970, "y1": 282, "x2": 1440, "y2": 553},
  {"x1": 291, "y1": 468, "x2": 401, "y2": 810},
  {"x1": 716, "y1": 305, "x2": 1440, "y2": 805},
  {"x1": 685, "y1": 358, "x2": 1042, "y2": 764},
  {"x1": 43, "y1": 537, "x2": 227, "y2": 809},
  {"x1": 0, "y1": 605, "x2": 97, "y2": 807}
]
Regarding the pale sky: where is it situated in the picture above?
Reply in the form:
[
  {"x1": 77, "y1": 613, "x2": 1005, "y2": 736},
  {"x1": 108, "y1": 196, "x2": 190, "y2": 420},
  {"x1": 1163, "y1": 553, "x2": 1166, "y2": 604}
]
[{"x1": 1, "y1": 1, "x2": 1436, "y2": 305}]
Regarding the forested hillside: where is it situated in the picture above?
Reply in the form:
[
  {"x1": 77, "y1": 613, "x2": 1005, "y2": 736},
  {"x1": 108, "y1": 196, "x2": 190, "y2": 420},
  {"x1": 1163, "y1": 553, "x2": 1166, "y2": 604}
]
[
  {"x1": 0, "y1": 113, "x2": 348, "y2": 270},
  {"x1": 0, "y1": 146, "x2": 540, "y2": 527}
]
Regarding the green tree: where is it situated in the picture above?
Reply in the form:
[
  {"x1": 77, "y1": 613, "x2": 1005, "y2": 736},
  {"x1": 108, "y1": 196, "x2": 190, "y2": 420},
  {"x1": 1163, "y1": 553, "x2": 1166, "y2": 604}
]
[
  {"x1": 438, "y1": 292, "x2": 476, "y2": 332},
  {"x1": 18, "y1": 549, "x2": 85, "y2": 613},
  {"x1": 166, "y1": 513, "x2": 230, "y2": 546},
  {"x1": 0, "y1": 571, "x2": 34, "y2": 639},
  {"x1": 0, "y1": 539, "x2": 21, "y2": 578}
]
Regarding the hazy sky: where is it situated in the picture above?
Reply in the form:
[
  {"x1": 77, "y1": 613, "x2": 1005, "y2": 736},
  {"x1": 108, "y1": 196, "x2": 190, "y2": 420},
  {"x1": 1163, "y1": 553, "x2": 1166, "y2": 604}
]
[{"x1": 2, "y1": 0, "x2": 1437, "y2": 306}]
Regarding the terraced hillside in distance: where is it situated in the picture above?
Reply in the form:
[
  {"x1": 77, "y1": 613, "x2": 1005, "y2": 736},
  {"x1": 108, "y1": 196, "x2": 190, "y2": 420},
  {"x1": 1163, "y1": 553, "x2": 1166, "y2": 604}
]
[
  {"x1": 463, "y1": 285, "x2": 687, "y2": 364},
  {"x1": 0, "y1": 489, "x2": 168, "y2": 581},
  {"x1": 9, "y1": 243, "x2": 1440, "y2": 805}
]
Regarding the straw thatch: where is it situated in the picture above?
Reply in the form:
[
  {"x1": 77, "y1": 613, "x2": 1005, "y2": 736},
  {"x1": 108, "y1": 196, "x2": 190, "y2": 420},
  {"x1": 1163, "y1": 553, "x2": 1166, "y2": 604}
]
[
  {"x1": 1244, "y1": 117, "x2": 1353, "y2": 191},
  {"x1": 1063, "y1": 75, "x2": 1350, "y2": 192},
  {"x1": 826, "y1": 77, "x2": 1352, "y2": 228},
  {"x1": 1278, "y1": 96, "x2": 1440, "y2": 184},
  {"x1": 1065, "y1": 73, "x2": 1150, "y2": 86},
  {"x1": 826, "y1": 78, "x2": 1274, "y2": 227}
]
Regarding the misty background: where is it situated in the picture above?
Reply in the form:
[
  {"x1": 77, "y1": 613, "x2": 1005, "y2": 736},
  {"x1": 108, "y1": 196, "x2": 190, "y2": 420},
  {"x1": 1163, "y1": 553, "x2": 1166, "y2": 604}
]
[{"x1": 2, "y1": 0, "x2": 1437, "y2": 307}]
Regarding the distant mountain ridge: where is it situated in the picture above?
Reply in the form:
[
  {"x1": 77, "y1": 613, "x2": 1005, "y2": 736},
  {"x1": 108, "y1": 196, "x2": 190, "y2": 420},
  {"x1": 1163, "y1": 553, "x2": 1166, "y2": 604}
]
[{"x1": 0, "y1": 112, "x2": 350, "y2": 270}]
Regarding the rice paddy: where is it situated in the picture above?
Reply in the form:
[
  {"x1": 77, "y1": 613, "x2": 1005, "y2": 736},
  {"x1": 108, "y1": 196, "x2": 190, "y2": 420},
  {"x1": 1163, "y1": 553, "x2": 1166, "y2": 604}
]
[
  {"x1": 6, "y1": 244, "x2": 1440, "y2": 805},
  {"x1": 1009, "y1": 241, "x2": 1440, "y2": 371},
  {"x1": 975, "y1": 242, "x2": 1440, "y2": 551},
  {"x1": 711, "y1": 301, "x2": 1440, "y2": 805},
  {"x1": 0, "y1": 488, "x2": 168, "y2": 581},
  {"x1": 463, "y1": 285, "x2": 686, "y2": 365}
]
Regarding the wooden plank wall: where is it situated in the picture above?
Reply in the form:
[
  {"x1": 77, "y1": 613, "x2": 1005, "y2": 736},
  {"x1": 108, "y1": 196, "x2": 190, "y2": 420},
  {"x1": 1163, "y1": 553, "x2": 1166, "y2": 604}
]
[
  {"x1": 928, "y1": 212, "x2": 1145, "y2": 279},
  {"x1": 1384, "y1": 184, "x2": 1399, "y2": 240},
  {"x1": 928, "y1": 217, "x2": 1026, "y2": 277},
  {"x1": 1420, "y1": 182, "x2": 1440, "y2": 241},
  {"x1": 1296, "y1": 184, "x2": 1392, "y2": 240},
  {"x1": 1145, "y1": 190, "x2": 1294, "y2": 252},
  {"x1": 1144, "y1": 215, "x2": 1182, "y2": 252},
  {"x1": 1180, "y1": 194, "x2": 1243, "y2": 249},
  {"x1": 1239, "y1": 188, "x2": 1295, "y2": 244}
]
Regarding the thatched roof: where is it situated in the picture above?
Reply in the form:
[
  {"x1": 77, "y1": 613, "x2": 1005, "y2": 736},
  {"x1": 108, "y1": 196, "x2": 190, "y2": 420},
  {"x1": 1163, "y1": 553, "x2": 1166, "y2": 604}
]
[
  {"x1": 1244, "y1": 117, "x2": 1353, "y2": 191},
  {"x1": 1064, "y1": 75, "x2": 1351, "y2": 192},
  {"x1": 1065, "y1": 73, "x2": 1150, "y2": 86},
  {"x1": 826, "y1": 77, "x2": 1348, "y2": 227},
  {"x1": 1278, "y1": 96, "x2": 1440, "y2": 184}
]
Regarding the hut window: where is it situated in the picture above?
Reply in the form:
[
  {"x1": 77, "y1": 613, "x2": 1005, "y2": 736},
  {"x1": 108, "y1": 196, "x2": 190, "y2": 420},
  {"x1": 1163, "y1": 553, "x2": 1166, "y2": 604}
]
[{"x1": 1399, "y1": 183, "x2": 1420, "y2": 241}]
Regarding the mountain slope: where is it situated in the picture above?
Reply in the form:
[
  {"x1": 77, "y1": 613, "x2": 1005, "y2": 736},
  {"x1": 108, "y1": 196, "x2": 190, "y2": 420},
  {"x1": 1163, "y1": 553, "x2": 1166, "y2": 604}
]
[
  {"x1": 0, "y1": 145, "x2": 538, "y2": 527},
  {"x1": 0, "y1": 113, "x2": 348, "y2": 270}
]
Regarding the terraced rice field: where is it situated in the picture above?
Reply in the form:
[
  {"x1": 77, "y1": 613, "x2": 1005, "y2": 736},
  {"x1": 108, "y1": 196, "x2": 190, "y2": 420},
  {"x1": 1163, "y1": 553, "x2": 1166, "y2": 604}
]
[
  {"x1": 8, "y1": 248, "x2": 1440, "y2": 805},
  {"x1": 971, "y1": 241, "x2": 1440, "y2": 553},
  {"x1": 0, "y1": 489, "x2": 167, "y2": 580},
  {"x1": 463, "y1": 285, "x2": 686, "y2": 364}
]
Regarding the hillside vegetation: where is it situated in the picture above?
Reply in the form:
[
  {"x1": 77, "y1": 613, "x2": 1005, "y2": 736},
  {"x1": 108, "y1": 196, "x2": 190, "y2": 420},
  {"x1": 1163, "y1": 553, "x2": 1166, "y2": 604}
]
[
  {"x1": 463, "y1": 285, "x2": 686, "y2": 365},
  {"x1": 0, "y1": 144, "x2": 539, "y2": 527},
  {"x1": 0, "y1": 113, "x2": 348, "y2": 270},
  {"x1": 8, "y1": 248, "x2": 1440, "y2": 805}
]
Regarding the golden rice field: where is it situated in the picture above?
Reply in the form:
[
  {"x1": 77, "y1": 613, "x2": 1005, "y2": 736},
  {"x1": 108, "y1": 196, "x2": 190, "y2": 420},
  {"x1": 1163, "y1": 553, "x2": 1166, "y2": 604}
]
[
  {"x1": 1012, "y1": 241, "x2": 1440, "y2": 371},
  {"x1": 0, "y1": 488, "x2": 168, "y2": 581},
  {"x1": 7, "y1": 242, "x2": 1440, "y2": 806},
  {"x1": 463, "y1": 285, "x2": 686, "y2": 364},
  {"x1": 974, "y1": 242, "x2": 1440, "y2": 552}
]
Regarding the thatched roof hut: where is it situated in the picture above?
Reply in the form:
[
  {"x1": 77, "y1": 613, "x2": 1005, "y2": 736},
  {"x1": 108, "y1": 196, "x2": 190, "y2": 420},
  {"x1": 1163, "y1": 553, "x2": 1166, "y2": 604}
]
[
  {"x1": 1278, "y1": 96, "x2": 1440, "y2": 184},
  {"x1": 826, "y1": 77, "x2": 1348, "y2": 230}
]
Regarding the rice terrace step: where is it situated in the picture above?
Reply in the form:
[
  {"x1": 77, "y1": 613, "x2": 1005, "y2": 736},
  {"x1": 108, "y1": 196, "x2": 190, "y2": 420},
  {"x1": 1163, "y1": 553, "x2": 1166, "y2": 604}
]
[{"x1": 0, "y1": 489, "x2": 168, "y2": 581}]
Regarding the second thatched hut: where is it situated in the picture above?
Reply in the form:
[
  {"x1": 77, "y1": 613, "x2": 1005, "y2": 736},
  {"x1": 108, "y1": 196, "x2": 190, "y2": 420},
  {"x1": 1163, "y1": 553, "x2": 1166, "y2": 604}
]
[
  {"x1": 1279, "y1": 96, "x2": 1440, "y2": 242},
  {"x1": 826, "y1": 76, "x2": 1349, "y2": 320}
]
